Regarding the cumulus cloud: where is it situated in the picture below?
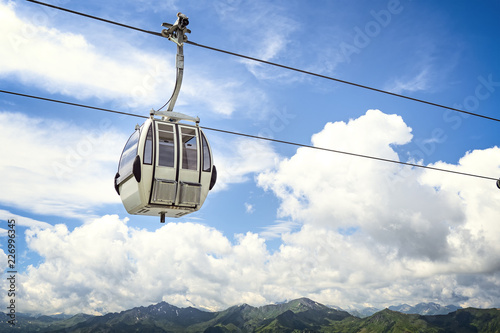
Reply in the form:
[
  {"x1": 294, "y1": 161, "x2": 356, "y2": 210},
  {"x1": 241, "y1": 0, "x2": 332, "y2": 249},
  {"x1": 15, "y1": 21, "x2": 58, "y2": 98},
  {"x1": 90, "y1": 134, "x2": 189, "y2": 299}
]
[
  {"x1": 0, "y1": 112, "x2": 125, "y2": 218},
  {"x1": 256, "y1": 109, "x2": 500, "y2": 306},
  {"x1": 14, "y1": 215, "x2": 271, "y2": 314},
  {"x1": 257, "y1": 110, "x2": 500, "y2": 262},
  {"x1": 420, "y1": 147, "x2": 500, "y2": 259},
  {"x1": 212, "y1": 137, "x2": 280, "y2": 191},
  {"x1": 258, "y1": 110, "x2": 416, "y2": 225}
]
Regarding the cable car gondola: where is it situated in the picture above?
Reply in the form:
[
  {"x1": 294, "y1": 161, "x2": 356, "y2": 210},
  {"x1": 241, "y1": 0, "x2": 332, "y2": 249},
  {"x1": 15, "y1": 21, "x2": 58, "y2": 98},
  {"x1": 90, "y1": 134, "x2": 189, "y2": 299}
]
[
  {"x1": 114, "y1": 111, "x2": 216, "y2": 221},
  {"x1": 114, "y1": 13, "x2": 216, "y2": 222}
]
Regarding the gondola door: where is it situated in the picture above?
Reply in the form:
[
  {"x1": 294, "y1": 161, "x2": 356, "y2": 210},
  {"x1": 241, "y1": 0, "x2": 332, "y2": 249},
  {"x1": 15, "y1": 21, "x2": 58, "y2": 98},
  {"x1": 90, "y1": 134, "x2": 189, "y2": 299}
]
[
  {"x1": 151, "y1": 122, "x2": 179, "y2": 208},
  {"x1": 176, "y1": 125, "x2": 202, "y2": 208},
  {"x1": 150, "y1": 122, "x2": 202, "y2": 217}
]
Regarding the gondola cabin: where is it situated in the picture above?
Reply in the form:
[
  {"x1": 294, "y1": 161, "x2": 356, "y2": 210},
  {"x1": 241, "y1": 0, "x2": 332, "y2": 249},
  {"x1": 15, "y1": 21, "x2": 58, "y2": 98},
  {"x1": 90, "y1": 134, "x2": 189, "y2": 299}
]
[{"x1": 114, "y1": 115, "x2": 216, "y2": 221}]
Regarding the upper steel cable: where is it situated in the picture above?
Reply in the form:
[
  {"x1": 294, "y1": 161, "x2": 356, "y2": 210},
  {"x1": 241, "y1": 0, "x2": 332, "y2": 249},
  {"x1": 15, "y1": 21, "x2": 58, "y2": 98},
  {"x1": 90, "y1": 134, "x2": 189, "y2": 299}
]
[{"x1": 24, "y1": 0, "x2": 500, "y2": 124}]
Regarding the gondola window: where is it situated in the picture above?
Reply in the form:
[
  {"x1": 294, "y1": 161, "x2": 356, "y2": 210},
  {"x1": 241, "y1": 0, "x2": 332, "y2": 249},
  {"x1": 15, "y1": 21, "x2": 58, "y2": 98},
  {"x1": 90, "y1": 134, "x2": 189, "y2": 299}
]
[
  {"x1": 181, "y1": 127, "x2": 198, "y2": 170},
  {"x1": 118, "y1": 130, "x2": 140, "y2": 179},
  {"x1": 158, "y1": 124, "x2": 175, "y2": 168}
]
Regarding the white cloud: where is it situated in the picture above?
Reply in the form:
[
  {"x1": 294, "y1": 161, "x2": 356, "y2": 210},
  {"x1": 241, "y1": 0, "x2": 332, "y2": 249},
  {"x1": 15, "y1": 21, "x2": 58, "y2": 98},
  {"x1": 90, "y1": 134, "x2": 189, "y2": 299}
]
[
  {"x1": 0, "y1": 248, "x2": 6, "y2": 273},
  {"x1": 259, "y1": 220, "x2": 299, "y2": 240},
  {"x1": 256, "y1": 109, "x2": 500, "y2": 306},
  {"x1": 213, "y1": 0, "x2": 299, "y2": 81},
  {"x1": 0, "y1": 112, "x2": 125, "y2": 218},
  {"x1": 244, "y1": 202, "x2": 254, "y2": 214},
  {"x1": 0, "y1": 1, "x2": 165, "y2": 104},
  {"x1": 180, "y1": 77, "x2": 267, "y2": 118},
  {"x1": 213, "y1": 1, "x2": 295, "y2": 61},
  {"x1": 14, "y1": 215, "x2": 272, "y2": 314},
  {"x1": 257, "y1": 111, "x2": 500, "y2": 265},
  {"x1": 420, "y1": 147, "x2": 500, "y2": 254},
  {"x1": 0, "y1": 209, "x2": 52, "y2": 230},
  {"x1": 14, "y1": 212, "x2": 499, "y2": 315},
  {"x1": 0, "y1": 1, "x2": 263, "y2": 117},
  {"x1": 258, "y1": 109, "x2": 415, "y2": 224},
  {"x1": 385, "y1": 68, "x2": 430, "y2": 94},
  {"x1": 212, "y1": 137, "x2": 280, "y2": 191}
]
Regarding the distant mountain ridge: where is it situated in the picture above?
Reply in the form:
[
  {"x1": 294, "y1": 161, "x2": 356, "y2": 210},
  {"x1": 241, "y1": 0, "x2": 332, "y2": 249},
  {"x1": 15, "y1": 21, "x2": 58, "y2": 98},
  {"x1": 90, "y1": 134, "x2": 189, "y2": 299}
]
[
  {"x1": 1, "y1": 298, "x2": 499, "y2": 332},
  {"x1": 389, "y1": 302, "x2": 461, "y2": 315},
  {"x1": 350, "y1": 302, "x2": 461, "y2": 318}
]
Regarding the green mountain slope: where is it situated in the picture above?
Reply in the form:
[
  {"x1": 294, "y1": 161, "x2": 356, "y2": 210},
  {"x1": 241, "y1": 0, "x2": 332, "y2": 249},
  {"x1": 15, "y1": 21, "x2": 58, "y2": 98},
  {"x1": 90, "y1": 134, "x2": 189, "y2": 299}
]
[
  {"x1": 194, "y1": 298, "x2": 352, "y2": 332},
  {"x1": 1, "y1": 300, "x2": 499, "y2": 332},
  {"x1": 325, "y1": 309, "x2": 440, "y2": 333},
  {"x1": 422, "y1": 308, "x2": 500, "y2": 333},
  {"x1": 0, "y1": 313, "x2": 92, "y2": 332}
]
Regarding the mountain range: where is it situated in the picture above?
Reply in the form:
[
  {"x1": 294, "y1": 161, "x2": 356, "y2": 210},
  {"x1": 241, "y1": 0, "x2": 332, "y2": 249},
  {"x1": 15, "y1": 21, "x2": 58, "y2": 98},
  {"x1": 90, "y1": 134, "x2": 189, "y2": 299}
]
[
  {"x1": 1, "y1": 298, "x2": 499, "y2": 332},
  {"x1": 349, "y1": 302, "x2": 462, "y2": 318},
  {"x1": 389, "y1": 303, "x2": 462, "y2": 316}
]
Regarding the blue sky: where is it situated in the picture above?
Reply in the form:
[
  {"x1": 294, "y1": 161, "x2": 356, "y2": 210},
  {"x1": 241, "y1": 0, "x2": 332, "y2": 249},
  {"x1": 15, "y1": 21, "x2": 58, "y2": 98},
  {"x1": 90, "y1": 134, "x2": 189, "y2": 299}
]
[{"x1": 1, "y1": 0, "x2": 500, "y2": 315}]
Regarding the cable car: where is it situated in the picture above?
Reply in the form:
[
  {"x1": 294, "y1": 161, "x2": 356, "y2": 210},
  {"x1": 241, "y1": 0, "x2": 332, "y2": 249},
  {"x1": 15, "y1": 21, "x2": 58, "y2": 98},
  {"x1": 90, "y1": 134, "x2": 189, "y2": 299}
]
[
  {"x1": 114, "y1": 12, "x2": 216, "y2": 221},
  {"x1": 114, "y1": 112, "x2": 216, "y2": 221}
]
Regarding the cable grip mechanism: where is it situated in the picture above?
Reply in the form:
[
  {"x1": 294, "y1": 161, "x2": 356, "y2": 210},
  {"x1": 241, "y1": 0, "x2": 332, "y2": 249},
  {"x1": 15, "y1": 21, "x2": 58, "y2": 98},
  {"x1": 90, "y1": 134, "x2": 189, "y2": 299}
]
[{"x1": 161, "y1": 12, "x2": 191, "y2": 46}]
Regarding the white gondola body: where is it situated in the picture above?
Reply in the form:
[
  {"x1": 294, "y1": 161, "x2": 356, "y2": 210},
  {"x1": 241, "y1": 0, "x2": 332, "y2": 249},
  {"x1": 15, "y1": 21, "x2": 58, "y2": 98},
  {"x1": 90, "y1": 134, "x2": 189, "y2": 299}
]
[{"x1": 115, "y1": 118, "x2": 215, "y2": 218}]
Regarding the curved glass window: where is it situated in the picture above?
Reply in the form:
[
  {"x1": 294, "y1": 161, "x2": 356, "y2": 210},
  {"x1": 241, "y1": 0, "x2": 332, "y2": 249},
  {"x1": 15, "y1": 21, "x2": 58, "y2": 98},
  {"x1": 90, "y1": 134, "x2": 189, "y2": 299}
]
[
  {"x1": 143, "y1": 124, "x2": 153, "y2": 165},
  {"x1": 201, "y1": 132, "x2": 211, "y2": 172},
  {"x1": 118, "y1": 130, "x2": 140, "y2": 180}
]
